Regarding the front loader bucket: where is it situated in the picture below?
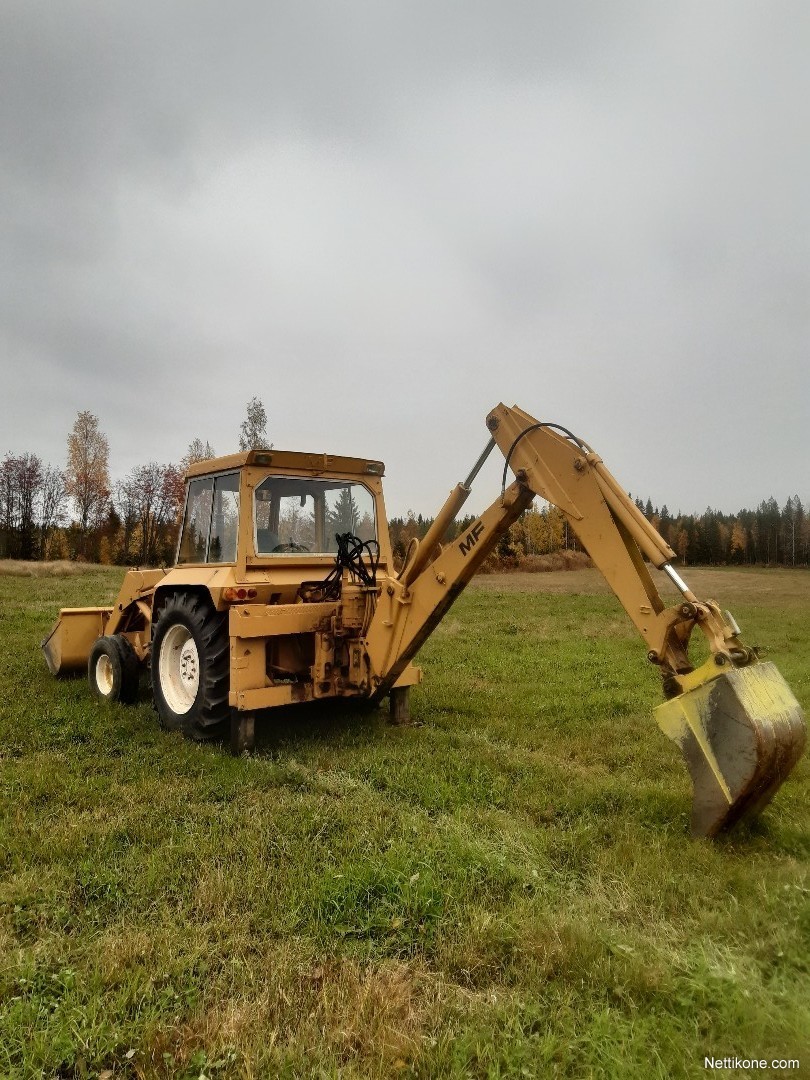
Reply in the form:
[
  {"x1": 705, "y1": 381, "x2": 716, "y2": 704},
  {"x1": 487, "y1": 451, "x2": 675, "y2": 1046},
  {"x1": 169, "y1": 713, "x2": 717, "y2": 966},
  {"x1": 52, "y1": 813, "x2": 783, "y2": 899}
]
[
  {"x1": 41, "y1": 607, "x2": 112, "y2": 676},
  {"x1": 655, "y1": 661, "x2": 806, "y2": 837}
]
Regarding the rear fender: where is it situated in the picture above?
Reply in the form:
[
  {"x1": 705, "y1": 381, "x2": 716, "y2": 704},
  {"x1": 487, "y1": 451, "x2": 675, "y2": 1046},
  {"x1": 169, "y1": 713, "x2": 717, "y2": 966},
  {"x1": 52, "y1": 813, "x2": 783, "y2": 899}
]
[{"x1": 152, "y1": 583, "x2": 218, "y2": 630}]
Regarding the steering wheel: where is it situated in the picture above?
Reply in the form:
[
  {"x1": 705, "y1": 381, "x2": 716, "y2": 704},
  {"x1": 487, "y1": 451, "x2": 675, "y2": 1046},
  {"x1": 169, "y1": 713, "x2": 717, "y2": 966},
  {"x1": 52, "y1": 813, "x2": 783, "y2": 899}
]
[{"x1": 272, "y1": 542, "x2": 310, "y2": 553}]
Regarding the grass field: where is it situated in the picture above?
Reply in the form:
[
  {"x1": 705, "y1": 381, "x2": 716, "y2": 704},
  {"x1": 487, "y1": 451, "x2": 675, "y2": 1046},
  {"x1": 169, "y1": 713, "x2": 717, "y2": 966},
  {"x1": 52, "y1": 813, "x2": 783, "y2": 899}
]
[{"x1": 0, "y1": 564, "x2": 808, "y2": 1078}]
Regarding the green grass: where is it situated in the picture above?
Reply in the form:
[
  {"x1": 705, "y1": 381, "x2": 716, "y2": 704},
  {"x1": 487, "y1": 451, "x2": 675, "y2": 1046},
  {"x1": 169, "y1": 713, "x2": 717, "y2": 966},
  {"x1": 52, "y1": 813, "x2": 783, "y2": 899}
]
[{"x1": 0, "y1": 565, "x2": 808, "y2": 1078}]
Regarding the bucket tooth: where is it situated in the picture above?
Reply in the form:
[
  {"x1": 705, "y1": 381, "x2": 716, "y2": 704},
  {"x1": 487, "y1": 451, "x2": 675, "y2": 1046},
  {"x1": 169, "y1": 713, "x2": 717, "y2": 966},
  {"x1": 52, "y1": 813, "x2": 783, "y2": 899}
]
[{"x1": 655, "y1": 661, "x2": 806, "y2": 837}]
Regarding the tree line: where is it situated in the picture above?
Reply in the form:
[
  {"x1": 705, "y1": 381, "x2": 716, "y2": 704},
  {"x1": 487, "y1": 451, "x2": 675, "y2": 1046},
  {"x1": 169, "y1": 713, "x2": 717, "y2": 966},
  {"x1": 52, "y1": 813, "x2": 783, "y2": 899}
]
[
  {"x1": 0, "y1": 398, "x2": 270, "y2": 565},
  {"x1": 2, "y1": 400, "x2": 807, "y2": 570},
  {"x1": 390, "y1": 493, "x2": 810, "y2": 570},
  {"x1": 630, "y1": 496, "x2": 809, "y2": 567}
]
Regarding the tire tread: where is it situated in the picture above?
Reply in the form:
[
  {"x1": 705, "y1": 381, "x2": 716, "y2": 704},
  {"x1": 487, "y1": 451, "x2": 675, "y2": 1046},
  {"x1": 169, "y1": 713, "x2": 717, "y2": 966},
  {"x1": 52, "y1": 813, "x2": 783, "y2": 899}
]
[{"x1": 151, "y1": 593, "x2": 230, "y2": 740}]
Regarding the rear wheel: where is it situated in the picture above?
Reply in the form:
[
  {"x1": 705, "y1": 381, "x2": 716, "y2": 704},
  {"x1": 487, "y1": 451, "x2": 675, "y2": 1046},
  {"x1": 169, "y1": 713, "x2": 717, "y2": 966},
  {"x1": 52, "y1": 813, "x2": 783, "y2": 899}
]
[
  {"x1": 88, "y1": 635, "x2": 141, "y2": 704},
  {"x1": 151, "y1": 593, "x2": 230, "y2": 740}
]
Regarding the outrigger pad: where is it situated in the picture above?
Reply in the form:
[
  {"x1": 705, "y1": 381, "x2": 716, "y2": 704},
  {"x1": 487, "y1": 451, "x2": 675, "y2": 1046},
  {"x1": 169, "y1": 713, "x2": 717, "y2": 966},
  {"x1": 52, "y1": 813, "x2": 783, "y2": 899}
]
[{"x1": 655, "y1": 661, "x2": 807, "y2": 837}]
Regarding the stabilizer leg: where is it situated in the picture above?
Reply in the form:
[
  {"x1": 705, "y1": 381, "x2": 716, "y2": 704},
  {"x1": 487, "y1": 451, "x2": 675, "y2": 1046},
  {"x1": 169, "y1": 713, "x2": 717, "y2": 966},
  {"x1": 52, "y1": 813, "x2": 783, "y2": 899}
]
[
  {"x1": 231, "y1": 710, "x2": 256, "y2": 755},
  {"x1": 389, "y1": 687, "x2": 410, "y2": 725}
]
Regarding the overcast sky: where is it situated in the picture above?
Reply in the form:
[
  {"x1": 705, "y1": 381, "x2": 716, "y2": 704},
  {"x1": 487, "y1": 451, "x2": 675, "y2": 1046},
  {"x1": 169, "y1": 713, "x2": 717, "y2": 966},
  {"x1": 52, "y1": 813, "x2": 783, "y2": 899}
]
[{"x1": 2, "y1": 1, "x2": 808, "y2": 518}]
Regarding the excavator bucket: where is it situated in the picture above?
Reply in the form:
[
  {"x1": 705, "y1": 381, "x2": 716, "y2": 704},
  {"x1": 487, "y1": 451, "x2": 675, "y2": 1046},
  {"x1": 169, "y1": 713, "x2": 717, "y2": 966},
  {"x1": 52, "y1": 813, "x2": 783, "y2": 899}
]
[{"x1": 655, "y1": 661, "x2": 806, "y2": 837}]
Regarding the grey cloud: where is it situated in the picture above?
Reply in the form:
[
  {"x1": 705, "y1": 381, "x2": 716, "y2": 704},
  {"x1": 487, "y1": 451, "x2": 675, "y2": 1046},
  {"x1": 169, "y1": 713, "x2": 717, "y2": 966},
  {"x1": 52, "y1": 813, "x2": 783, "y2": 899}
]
[{"x1": 1, "y1": 1, "x2": 808, "y2": 518}]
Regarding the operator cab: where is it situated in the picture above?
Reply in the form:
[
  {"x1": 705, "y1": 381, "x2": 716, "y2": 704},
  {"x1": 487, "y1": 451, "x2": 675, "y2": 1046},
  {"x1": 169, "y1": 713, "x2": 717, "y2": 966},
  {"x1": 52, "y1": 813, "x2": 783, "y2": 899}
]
[{"x1": 176, "y1": 449, "x2": 386, "y2": 567}]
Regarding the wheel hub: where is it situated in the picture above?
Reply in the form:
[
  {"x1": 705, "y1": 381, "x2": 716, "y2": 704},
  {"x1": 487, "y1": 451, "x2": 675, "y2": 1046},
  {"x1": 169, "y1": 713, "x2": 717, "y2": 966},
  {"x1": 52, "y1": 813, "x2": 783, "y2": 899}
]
[
  {"x1": 95, "y1": 654, "x2": 114, "y2": 696},
  {"x1": 180, "y1": 644, "x2": 197, "y2": 683},
  {"x1": 159, "y1": 624, "x2": 200, "y2": 715}
]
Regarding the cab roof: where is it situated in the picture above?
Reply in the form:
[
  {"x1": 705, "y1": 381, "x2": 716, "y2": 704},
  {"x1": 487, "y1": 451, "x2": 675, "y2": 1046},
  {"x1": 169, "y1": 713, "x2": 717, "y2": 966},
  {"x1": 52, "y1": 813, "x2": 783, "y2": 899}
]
[{"x1": 184, "y1": 449, "x2": 385, "y2": 481}]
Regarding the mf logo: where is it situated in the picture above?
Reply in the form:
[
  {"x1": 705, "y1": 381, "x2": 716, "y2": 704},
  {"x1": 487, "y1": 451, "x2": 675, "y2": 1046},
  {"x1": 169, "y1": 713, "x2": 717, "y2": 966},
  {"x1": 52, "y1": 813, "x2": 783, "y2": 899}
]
[{"x1": 459, "y1": 520, "x2": 485, "y2": 556}]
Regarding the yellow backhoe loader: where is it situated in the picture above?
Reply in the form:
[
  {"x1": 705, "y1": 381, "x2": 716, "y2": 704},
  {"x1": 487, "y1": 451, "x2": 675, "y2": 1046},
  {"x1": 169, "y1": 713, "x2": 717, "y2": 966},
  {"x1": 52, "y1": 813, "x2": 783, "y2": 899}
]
[{"x1": 42, "y1": 404, "x2": 806, "y2": 837}]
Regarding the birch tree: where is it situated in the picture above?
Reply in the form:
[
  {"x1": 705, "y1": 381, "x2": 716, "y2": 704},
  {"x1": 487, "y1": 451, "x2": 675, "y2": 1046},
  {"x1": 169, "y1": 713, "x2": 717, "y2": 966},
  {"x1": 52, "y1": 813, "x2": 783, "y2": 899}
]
[{"x1": 65, "y1": 411, "x2": 110, "y2": 553}]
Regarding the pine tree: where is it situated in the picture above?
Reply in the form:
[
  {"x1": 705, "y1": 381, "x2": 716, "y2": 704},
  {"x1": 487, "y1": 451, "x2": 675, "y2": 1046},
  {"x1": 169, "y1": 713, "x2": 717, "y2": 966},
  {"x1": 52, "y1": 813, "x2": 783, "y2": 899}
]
[{"x1": 328, "y1": 487, "x2": 360, "y2": 536}]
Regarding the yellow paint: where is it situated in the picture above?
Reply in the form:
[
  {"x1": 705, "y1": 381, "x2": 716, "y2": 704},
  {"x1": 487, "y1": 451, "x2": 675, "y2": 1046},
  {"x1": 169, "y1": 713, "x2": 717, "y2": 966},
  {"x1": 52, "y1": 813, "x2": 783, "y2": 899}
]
[{"x1": 655, "y1": 665, "x2": 733, "y2": 804}]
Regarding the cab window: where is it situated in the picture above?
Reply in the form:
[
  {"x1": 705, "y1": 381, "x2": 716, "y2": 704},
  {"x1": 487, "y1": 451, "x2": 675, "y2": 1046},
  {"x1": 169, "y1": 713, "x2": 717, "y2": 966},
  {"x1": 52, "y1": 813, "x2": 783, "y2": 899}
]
[
  {"x1": 254, "y1": 477, "x2": 376, "y2": 555},
  {"x1": 208, "y1": 473, "x2": 240, "y2": 563},
  {"x1": 177, "y1": 477, "x2": 212, "y2": 563},
  {"x1": 177, "y1": 473, "x2": 240, "y2": 564}
]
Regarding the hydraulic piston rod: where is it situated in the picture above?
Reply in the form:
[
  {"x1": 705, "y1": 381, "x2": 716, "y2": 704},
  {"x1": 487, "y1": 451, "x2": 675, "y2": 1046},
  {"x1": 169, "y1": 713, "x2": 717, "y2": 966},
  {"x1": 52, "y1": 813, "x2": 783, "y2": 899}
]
[
  {"x1": 400, "y1": 438, "x2": 497, "y2": 588},
  {"x1": 662, "y1": 563, "x2": 698, "y2": 603}
]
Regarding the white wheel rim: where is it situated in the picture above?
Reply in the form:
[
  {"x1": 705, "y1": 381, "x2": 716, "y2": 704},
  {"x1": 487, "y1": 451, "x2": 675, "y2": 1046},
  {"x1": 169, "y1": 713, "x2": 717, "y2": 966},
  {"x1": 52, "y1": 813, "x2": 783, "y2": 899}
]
[
  {"x1": 159, "y1": 624, "x2": 200, "y2": 715},
  {"x1": 95, "y1": 654, "x2": 114, "y2": 696}
]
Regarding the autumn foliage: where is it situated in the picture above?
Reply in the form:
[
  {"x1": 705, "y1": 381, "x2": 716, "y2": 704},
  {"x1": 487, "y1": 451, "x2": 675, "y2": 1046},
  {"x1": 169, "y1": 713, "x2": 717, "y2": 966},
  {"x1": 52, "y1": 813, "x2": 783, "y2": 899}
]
[
  {"x1": 390, "y1": 495, "x2": 810, "y2": 574},
  {"x1": 2, "y1": 408, "x2": 808, "y2": 571}
]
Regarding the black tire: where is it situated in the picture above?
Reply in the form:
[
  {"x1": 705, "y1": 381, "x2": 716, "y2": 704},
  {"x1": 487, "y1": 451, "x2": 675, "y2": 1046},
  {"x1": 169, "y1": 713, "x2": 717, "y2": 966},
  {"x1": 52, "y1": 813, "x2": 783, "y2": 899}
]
[
  {"x1": 150, "y1": 593, "x2": 230, "y2": 740},
  {"x1": 88, "y1": 635, "x2": 141, "y2": 704}
]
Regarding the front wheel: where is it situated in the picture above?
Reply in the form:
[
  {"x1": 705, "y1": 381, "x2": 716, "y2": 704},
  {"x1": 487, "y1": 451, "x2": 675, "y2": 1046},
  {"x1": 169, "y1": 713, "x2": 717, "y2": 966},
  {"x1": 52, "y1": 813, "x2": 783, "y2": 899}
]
[
  {"x1": 88, "y1": 635, "x2": 141, "y2": 704},
  {"x1": 151, "y1": 593, "x2": 230, "y2": 740}
]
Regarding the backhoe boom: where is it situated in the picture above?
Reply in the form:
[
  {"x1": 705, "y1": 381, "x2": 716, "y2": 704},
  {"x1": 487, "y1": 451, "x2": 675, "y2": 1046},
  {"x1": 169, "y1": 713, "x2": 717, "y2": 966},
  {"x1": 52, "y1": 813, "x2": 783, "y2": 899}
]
[{"x1": 365, "y1": 403, "x2": 806, "y2": 836}]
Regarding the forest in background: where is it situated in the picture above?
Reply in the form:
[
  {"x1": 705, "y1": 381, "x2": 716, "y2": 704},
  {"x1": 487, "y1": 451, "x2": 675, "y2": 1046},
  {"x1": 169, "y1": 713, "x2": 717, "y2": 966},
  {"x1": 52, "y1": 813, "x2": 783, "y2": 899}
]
[
  {"x1": 2, "y1": 406, "x2": 807, "y2": 571},
  {"x1": 388, "y1": 491, "x2": 810, "y2": 572}
]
